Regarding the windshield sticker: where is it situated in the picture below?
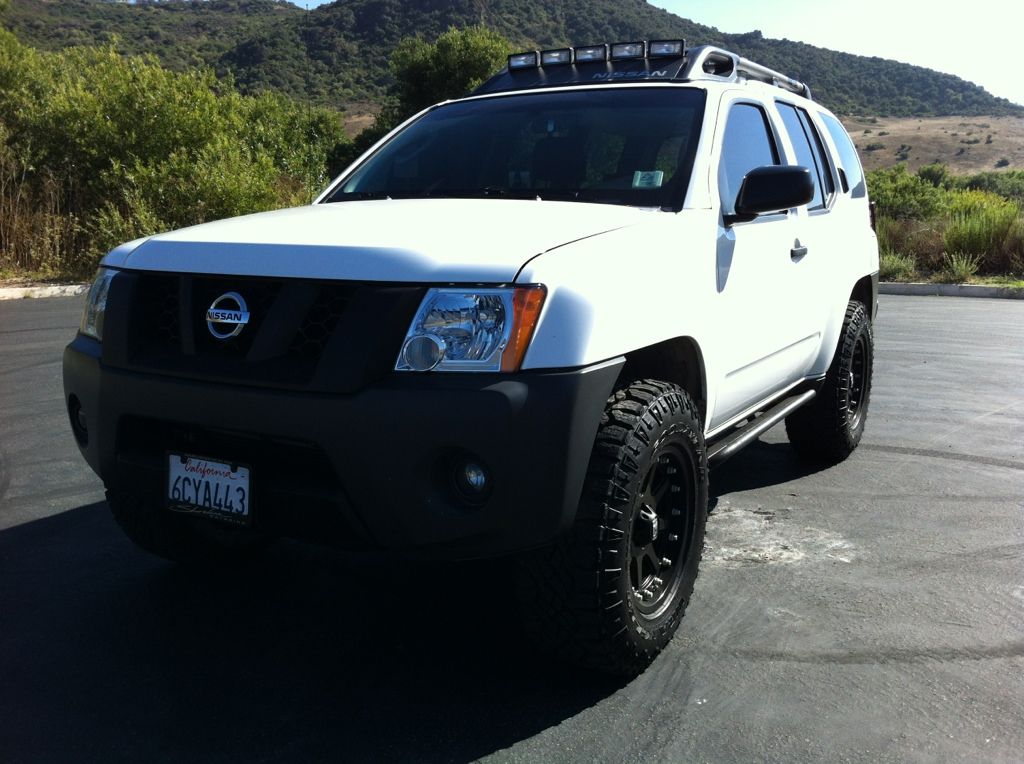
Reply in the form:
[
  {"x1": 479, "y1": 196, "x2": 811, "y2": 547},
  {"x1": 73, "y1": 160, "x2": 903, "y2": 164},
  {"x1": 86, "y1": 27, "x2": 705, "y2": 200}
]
[{"x1": 632, "y1": 170, "x2": 665, "y2": 189}]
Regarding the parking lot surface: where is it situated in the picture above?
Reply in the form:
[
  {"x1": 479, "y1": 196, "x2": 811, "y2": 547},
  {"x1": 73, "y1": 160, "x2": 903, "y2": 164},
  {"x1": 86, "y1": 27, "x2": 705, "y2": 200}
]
[{"x1": 1, "y1": 295, "x2": 1021, "y2": 763}]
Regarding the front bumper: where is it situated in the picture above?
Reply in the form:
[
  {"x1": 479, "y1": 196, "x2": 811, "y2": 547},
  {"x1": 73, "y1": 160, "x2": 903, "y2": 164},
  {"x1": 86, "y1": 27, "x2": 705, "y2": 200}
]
[{"x1": 63, "y1": 335, "x2": 623, "y2": 559}]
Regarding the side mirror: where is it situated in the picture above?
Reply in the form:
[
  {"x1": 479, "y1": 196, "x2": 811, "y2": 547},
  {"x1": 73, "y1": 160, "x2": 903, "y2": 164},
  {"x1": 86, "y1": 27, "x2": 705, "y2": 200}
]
[{"x1": 726, "y1": 165, "x2": 815, "y2": 225}]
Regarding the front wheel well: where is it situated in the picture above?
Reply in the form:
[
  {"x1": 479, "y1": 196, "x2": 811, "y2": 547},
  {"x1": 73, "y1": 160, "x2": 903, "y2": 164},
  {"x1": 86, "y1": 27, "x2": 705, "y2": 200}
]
[{"x1": 618, "y1": 337, "x2": 707, "y2": 427}]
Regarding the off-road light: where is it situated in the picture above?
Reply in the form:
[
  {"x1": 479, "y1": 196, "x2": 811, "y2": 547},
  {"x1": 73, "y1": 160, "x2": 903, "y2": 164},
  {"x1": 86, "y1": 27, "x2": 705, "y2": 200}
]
[
  {"x1": 574, "y1": 44, "x2": 608, "y2": 63},
  {"x1": 610, "y1": 41, "x2": 646, "y2": 60},
  {"x1": 541, "y1": 48, "x2": 573, "y2": 66},
  {"x1": 649, "y1": 40, "x2": 685, "y2": 57},
  {"x1": 508, "y1": 52, "x2": 539, "y2": 69},
  {"x1": 68, "y1": 394, "x2": 88, "y2": 446}
]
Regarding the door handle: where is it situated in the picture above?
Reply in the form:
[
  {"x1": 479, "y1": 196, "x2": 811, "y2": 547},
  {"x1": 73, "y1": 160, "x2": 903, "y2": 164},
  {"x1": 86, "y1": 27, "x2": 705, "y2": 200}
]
[{"x1": 791, "y1": 239, "x2": 808, "y2": 259}]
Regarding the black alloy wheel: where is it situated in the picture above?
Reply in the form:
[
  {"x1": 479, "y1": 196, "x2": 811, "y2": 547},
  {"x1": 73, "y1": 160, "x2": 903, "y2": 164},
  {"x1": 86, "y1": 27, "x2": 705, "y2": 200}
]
[
  {"x1": 629, "y1": 445, "x2": 696, "y2": 621},
  {"x1": 518, "y1": 379, "x2": 708, "y2": 677}
]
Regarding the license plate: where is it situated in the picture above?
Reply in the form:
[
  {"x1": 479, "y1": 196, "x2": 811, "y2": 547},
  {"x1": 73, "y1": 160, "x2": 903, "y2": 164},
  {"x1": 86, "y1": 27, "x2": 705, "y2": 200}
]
[{"x1": 167, "y1": 454, "x2": 251, "y2": 525}]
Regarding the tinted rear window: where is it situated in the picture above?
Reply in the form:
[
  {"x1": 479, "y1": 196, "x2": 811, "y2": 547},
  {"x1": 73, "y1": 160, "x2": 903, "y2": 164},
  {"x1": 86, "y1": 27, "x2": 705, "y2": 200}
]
[{"x1": 821, "y1": 113, "x2": 866, "y2": 198}]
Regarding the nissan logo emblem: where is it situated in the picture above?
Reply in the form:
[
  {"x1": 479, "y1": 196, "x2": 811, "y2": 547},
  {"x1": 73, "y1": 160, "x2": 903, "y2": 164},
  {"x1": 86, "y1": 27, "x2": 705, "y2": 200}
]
[{"x1": 205, "y1": 292, "x2": 250, "y2": 339}]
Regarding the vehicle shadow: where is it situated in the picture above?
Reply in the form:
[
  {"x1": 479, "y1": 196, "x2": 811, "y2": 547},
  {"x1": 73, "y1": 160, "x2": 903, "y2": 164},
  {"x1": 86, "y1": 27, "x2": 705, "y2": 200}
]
[
  {"x1": 710, "y1": 438, "x2": 830, "y2": 500},
  {"x1": 0, "y1": 503, "x2": 625, "y2": 763}
]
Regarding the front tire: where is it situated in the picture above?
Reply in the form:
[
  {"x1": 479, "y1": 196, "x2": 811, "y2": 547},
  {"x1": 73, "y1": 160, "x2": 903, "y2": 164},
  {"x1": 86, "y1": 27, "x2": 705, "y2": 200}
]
[
  {"x1": 518, "y1": 379, "x2": 708, "y2": 677},
  {"x1": 786, "y1": 300, "x2": 874, "y2": 464}
]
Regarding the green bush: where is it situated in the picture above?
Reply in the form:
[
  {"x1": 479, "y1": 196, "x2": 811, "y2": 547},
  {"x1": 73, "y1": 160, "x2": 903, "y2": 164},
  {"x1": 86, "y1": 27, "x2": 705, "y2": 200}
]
[
  {"x1": 917, "y1": 163, "x2": 953, "y2": 190},
  {"x1": 936, "y1": 252, "x2": 981, "y2": 283},
  {"x1": 0, "y1": 29, "x2": 350, "y2": 277},
  {"x1": 943, "y1": 194, "x2": 1020, "y2": 273},
  {"x1": 875, "y1": 215, "x2": 946, "y2": 271},
  {"x1": 879, "y1": 250, "x2": 917, "y2": 281},
  {"x1": 867, "y1": 165, "x2": 944, "y2": 219},
  {"x1": 956, "y1": 169, "x2": 1024, "y2": 202}
]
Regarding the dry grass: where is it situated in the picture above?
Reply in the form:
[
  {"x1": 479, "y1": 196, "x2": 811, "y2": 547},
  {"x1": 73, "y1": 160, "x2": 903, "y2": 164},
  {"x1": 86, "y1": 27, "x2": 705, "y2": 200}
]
[{"x1": 843, "y1": 115, "x2": 1024, "y2": 173}]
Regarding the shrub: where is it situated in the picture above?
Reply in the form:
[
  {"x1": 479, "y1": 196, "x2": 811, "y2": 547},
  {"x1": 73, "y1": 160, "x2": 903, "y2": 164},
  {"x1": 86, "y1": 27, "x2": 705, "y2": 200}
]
[
  {"x1": 879, "y1": 250, "x2": 917, "y2": 281},
  {"x1": 865, "y1": 142, "x2": 885, "y2": 151},
  {"x1": 996, "y1": 158, "x2": 1010, "y2": 168},
  {"x1": 0, "y1": 30, "x2": 351, "y2": 277},
  {"x1": 868, "y1": 165, "x2": 945, "y2": 219},
  {"x1": 917, "y1": 163, "x2": 952, "y2": 189},
  {"x1": 874, "y1": 215, "x2": 947, "y2": 271},
  {"x1": 936, "y1": 252, "x2": 981, "y2": 283},
  {"x1": 957, "y1": 170, "x2": 1024, "y2": 202},
  {"x1": 943, "y1": 194, "x2": 1020, "y2": 274}
]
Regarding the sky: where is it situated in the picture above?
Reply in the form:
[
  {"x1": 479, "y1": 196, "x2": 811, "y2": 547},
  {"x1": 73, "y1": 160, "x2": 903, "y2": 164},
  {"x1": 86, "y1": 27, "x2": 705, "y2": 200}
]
[{"x1": 298, "y1": 0, "x2": 1023, "y2": 107}]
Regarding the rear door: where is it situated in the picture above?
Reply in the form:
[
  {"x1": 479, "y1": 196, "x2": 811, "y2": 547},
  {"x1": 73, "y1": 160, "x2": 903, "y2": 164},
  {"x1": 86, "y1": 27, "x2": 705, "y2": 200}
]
[{"x1": 772, "y1": 99, "x2": 841, "y2": 372}]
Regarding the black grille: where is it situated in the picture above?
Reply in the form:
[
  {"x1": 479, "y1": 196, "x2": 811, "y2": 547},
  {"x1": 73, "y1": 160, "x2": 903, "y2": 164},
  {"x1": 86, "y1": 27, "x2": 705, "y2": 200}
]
[
  {"x1": 136, "y1": 274, "x2": 180, "y2": 345},
  {"x1": 117, "y1": 272, "x2": 425, "y2": 394},
  {"x1": 288, "y1": 285, "x2": 350, "y2": 360}
]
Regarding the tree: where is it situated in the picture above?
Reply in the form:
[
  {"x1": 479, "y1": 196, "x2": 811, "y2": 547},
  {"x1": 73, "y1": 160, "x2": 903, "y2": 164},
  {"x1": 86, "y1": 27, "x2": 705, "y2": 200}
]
[
  {"x1": 335, "y1": 26, "x2": 511, "y2": 172},
  {"x1": 388, "y1": 26, "x2": 511, "y2": 120}
]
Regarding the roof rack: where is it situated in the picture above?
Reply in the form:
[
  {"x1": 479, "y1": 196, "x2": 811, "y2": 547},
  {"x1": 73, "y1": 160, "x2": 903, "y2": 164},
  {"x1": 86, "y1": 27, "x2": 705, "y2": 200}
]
[
  {"x1": 681, "y1": 45, "x2": 812, "y2": 100},
  {"x1": 472, "y1": 40, "x2": 812, "y2": 100}
]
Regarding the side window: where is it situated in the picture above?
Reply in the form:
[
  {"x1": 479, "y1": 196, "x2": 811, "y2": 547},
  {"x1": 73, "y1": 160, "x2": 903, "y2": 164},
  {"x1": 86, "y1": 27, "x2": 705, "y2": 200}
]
[
  {"x1": 799, "y1": 110, "x2": 836, "y2": 198},
  {"x1": 777, "y1": 102, "x2": 835, "y2": 210},
  {"x1": 718, "y1": 103, "x2": 779, "y2": 215},
  {"x1": 777, "y1": 102, "x2": 824, "y2": 209},
  {"x1": 820, "y1": 113, "x2": 866, "y2": 198}
]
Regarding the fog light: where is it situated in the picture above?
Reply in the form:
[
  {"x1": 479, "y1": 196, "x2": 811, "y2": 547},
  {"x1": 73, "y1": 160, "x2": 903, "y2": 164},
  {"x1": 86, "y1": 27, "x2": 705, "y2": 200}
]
[
  {"x1": 402, "y1": 334, "x2": 445, "y2": 371},
  {"x1": 454, "y1": 461, "x2": 489, "y2": 499},
  {"x1": 68, "y1": 394, "x2": 88, "y2": 446}
]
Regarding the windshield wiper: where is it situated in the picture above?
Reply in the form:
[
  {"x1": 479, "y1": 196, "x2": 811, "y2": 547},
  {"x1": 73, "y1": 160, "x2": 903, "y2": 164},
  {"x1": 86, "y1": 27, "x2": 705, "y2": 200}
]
[
  {"x1": 333, "y1": 188, "x2": 556, "y2": 202},
  {"x1": 332, "y1": 191, "x2": 393, "y2": 201},
  {"x1": 537, "y1": 190, "x2": 609, "y2": 203}
]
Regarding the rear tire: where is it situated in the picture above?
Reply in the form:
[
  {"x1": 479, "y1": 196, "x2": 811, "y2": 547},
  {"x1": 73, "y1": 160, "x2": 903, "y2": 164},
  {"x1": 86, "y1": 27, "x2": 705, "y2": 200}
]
[
  {"x1": 107, "y1": 486, "x2": 267, "y2": 565},
  {"x1": 786, "y1": 300, "x2": 873, "y2": 464},
  {"x1": 517, "y1": 379, "x2": 708, "y2": 677}
]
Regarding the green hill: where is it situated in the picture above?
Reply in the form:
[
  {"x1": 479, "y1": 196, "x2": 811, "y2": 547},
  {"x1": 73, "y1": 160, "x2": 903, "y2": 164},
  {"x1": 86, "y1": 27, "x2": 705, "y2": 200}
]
[{"x1": 5, "y1": 0, "x2": 1021, "y2": 117}]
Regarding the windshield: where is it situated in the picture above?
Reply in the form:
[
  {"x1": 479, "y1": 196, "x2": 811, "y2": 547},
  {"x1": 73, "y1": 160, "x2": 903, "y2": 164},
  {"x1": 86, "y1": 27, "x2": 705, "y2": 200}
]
[{"x1": 323, "y1": 87, "x2": 707, "y2": 210}]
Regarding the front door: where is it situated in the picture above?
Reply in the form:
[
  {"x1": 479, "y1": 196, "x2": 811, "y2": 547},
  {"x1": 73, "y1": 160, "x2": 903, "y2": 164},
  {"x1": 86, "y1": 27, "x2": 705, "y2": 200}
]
[{"x1": 708, "y1": 99, "x2": 816, "y2": 430}]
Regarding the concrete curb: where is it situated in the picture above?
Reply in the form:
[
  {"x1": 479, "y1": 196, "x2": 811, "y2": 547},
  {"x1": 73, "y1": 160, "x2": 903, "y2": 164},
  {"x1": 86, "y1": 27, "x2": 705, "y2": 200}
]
[
  {"x1": 0, "y1": 283, "x2": 89, "y2": 301},
  {"x1": 880, "y1": 282, "x2": 1024, "y2": 299}
]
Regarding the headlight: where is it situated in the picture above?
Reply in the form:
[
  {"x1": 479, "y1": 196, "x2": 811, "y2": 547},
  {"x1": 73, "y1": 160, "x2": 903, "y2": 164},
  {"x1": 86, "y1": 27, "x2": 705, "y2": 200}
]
[
  {"x1": 396, "y1": 286, "x2": 546, "y2": 373},
  {"x1": 79, "y1": 267, "x2": 117, "y2": 341}
]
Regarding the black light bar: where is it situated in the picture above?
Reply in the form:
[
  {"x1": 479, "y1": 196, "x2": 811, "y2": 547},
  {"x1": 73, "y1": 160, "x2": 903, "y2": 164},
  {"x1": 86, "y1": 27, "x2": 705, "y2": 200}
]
[{"x1": 507, "y1": 39, "x2": 686, "y2": 72}]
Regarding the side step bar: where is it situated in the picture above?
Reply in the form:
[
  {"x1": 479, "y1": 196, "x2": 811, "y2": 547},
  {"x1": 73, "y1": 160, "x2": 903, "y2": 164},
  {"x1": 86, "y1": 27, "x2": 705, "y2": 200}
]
[{"x1": 707, "y1": 389, "x2": 816, "y2": 468}]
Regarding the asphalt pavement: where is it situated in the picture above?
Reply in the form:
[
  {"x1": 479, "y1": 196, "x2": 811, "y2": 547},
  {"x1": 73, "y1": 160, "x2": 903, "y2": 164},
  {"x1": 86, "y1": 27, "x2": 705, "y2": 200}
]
[{"x1": 1, "y1": 295, "x2": 1022, "y2": 763}]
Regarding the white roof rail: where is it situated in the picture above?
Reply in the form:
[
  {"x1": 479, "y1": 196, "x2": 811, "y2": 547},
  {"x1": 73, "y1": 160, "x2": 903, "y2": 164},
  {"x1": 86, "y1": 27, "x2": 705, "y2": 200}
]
[{"x1": 683, "y1": 45, "x2": 812, "y2": 100}]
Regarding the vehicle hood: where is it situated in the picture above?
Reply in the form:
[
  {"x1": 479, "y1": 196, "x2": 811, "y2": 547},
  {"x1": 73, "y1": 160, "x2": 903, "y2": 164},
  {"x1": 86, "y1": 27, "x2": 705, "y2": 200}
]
[{"x1": 109, "y1": 199, "x2": 649, "y2": 282}]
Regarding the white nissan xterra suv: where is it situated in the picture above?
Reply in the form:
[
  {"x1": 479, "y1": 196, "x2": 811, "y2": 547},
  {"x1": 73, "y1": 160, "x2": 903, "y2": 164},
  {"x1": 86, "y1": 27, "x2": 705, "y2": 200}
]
[{"x1": 64, "y1": 41, "x2": 878, "y2": 676}]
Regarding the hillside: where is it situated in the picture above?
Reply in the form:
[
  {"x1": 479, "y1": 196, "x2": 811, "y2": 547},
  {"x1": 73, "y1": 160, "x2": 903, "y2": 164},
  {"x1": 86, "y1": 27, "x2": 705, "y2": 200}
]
[
  {"x1": 5, "y1": 0, "x2": 1022, "y2": 120},
  {"x1": 844, "y1": 116, "x2": 1024, "y2": 174}
]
